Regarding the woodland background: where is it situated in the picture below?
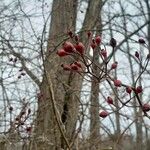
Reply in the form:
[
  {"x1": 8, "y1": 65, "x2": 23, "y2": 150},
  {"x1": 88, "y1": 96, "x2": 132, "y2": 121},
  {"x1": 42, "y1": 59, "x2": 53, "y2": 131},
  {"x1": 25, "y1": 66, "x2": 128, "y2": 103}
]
[{"x1": 0, "y1": 0, "x2": 150, "y2": 150}]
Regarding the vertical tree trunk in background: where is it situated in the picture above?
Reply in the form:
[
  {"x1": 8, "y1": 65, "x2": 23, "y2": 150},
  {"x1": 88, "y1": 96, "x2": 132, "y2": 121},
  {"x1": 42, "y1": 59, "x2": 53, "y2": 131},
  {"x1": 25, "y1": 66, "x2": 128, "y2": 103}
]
[
  {"x1": 136, "y1": 66, "x2": 143, "y2": 150},
  {"x1": 79, "y1": 0, "x2": 103, "y2": 43},
  {"x1": 145, "y1": 125, "x2": 150, "y2": 150},
  {"x1": 33, "y1": 0, "x2": 103, "y2": 150},
  {"x1": 113, "y1": 63, "x2": 121, "y2": 150},
  {"x1": 89, "y1": 47, "x2": 101, "y2": 150},
  {"x1": 135, "y1": 110, "x2": 143, "y2": 150},
  {"x1": 89, "y1": 13, "x2": 102, "y2": 150},
  {"x1": 34, "y1": 0, "x2": 78, "y2": 149}
]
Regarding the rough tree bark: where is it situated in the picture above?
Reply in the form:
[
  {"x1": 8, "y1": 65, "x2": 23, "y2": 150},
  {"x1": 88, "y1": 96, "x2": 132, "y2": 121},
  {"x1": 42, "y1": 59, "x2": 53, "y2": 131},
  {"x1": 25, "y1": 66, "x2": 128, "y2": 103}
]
[
  {"x1": 33, "y1": 0, "x2": 79, "y2": 149},
  {"x1": 33, "y1": 0, "x2": 103, "y2": 150},
  {"x1": 89, "y1": 14, "x2": 102, "y2": 150},
  {"x1": 89, "y1": 43, "x2": 101, "y2": 150}
]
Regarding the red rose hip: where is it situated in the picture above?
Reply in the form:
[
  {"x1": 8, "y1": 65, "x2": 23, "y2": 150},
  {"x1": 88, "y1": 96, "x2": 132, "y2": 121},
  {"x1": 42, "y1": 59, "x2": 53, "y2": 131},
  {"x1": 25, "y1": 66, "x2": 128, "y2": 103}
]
[
  {"x1": 70, "y1": 63, "x2": 79, "y2": 71},
  {"x1": 74, "y1": 42, "x2": 85, "y2": 54},
  {"x1": 95, "y1": 36, "x2": 101, "y2": 45},
  {"x1": 135, "y1": 86, "x2": 143, "y2": 94},
  {"x1": 138, "y1": 38, "x2": 145, "y2": 44},
  {"x1": 114, "y1": 79, "x2": 122, "y2": 87},
  {"x1": 63, "y1": 41, "x2": 74, "y2": 53},
  {"x1": 142, "y1": 104, "x2": 150, "y2": 112},
  {"x1": 57, "y1": 49, "x2": 68, "y2": 57},
  {"x1": 126, "y1": 86, "x2": 132, "y2": 94},
  {"x1": 107, "y1": 96, "x2": 113, "y2": 105},
  {"x1": 99, "y1": 111, "x2": 109, "y2": 118},
  {"x1": 111, "y1": 62, "x2": 118, "y2": 69}
]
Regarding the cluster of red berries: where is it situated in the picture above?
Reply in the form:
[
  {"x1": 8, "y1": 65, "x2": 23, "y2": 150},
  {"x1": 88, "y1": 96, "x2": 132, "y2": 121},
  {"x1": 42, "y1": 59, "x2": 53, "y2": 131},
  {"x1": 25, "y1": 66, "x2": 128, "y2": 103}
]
[
  {"x1": 57, "y1": 41, "x2": 85, "y2": 57},
  {"x1": 61, "y1": 61, "x2": 82, "y2": 72},
  {"x1": 57, "y1": 31, "x2": 102, "y2": 57},
  {"x1": 99, "y1": 104, "x2": 150, "y2": 118},
  {"x1": 57, "y1": 32, "x2": 150, "y2": 118},
  {"x1": 56, "y1": 32, "x2": 117, "y2": 73},
  {"x1": 90, "y1": 36, "x2": 101, "y2": 49}
]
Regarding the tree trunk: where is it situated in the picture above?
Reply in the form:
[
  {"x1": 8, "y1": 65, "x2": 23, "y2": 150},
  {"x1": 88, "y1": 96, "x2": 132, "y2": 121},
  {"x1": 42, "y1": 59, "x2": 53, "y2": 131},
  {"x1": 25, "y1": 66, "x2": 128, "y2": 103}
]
[
  {"x1": 34, "y1": 0, "x2": 78, "y2": 149},
  {"x1": 89, "y1": 48, "x2": 101, "y2": 150},
  {"x1": 33, "y1": 0, "x2": 103, "y2": 149},
  {"x1": 89, "y1": 15, "x2": 102, "y2": 150}
]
